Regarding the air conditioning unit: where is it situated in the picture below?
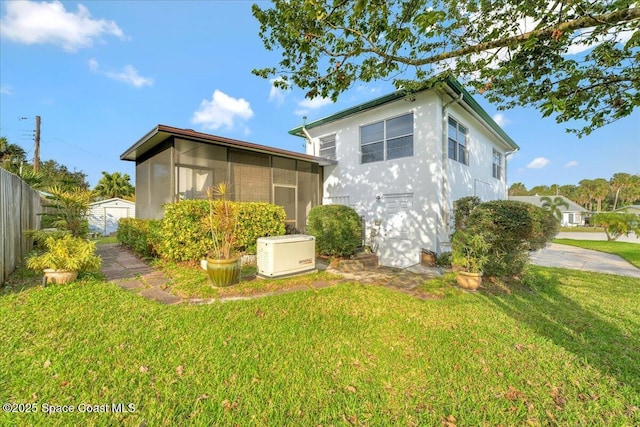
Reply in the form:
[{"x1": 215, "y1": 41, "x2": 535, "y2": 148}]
[{"x1": 257, "y1": 235, "x2": 316, "y2": 278}]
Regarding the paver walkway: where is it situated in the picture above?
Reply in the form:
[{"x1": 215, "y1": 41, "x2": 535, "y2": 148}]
[{"x1": 96, "y1": 244, "x2": 443, "y2": 305}]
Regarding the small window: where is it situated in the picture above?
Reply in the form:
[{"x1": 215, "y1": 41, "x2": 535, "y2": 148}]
[
  {"x1": 492, "y1": 149, "x2": 502, "y2": 179},
  {"x1": 360, "y1": 113, "x2": 413, "y2": 164},
  {"x1": 448, "y1": 117, "x2": 468, "y2": 165},
  {"x1": 319, "y1": 134, "x2": 336, "y2": 160}
]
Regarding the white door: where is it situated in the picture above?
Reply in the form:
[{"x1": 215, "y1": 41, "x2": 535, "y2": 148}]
[{"x1": 104, "y1": 207, "x2": 130, "y2": 235}]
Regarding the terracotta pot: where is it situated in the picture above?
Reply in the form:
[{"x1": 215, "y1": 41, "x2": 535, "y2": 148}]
[
  {"x1": 43, "y1": 269, "x2": 79, "y2": 285},
  {"x1": 455, "y1": 270, "x2": 482, "y2": 290},
  {"x1": 206, "y1": 257, "x2": 241, "y2": 287}
]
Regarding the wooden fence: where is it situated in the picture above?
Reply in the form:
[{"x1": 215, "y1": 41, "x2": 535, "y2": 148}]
[{"x1": 0, "y1": 168, "x2": 42, "y2": 283}]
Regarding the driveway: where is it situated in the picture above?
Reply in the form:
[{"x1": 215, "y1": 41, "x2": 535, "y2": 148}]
[
  {"x1": 529, "y1": 243, "x2": 640, "y2": 278},
  {"x1": 556, "y1": 231, "x2": 639, "y2": 243}
]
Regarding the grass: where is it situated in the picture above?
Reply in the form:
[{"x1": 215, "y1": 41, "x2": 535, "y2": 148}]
[
  {"x1": 559, "y1": 226, "x2": 605, "y2": 233},
  {"x1": 161, "y1": 261, "x2": 343, "y2": 299},
  {"x1": 554, "y1": 238, "x2": 640, "y2": 268},
  {"x1": 1, "y1": 265, "x2": 639, "y2": 426}
]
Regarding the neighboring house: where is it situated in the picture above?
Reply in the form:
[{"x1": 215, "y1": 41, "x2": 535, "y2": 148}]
[
  {"x1": 613, "y1": 205, "x2": 640, "y2": 215},
  {"x1": 290, "y1": 77, "x2": 519, "y2": 267},
  {"x1": 88, "y1": 198, "x2": 136, "y2": 236},
  {"x1": 120, "y1": 125, "x2": 330, "y2": 232},
  {"x1": 508, "y1": 195, "x2": 588, "y2": 226}
]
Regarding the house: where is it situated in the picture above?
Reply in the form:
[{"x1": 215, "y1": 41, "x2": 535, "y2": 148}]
[
  {"x1": 88, "y1": 198, "x2": 136, "y2": 236},
  {"x1": 120, "y1": 125, "x2": 330, "y2": 232},
  {"x1": 290, "y1": 77, "x2": 519, "y2": 267},
  {"x1": 613, "y1": 205, "x2": 640, "y2": 215},
  {"x1": 508, "y1": 195, "x2": 588, "y2": 226}
]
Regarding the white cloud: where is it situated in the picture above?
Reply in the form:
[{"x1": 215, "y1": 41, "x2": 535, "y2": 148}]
[
  {"x1": 294, "y1": 109, "x2": 309, "y2": 117},
  {"x1": 564, "y1": 160, "x2": 578, "y2": 168},
  {"x1": 191, "y1": 90, "x2": 254, "y2": 131},
  {"x1": 0, "y1": 0, "x2": 126, "y2": 52},
  {"x1": 298, "y1": 97, "x2": 333, "y2": 109},
  {"x1": 527, "y1": 157, "x2": 550, "y2": 169},
  {"x1": 566, "y1": 28, "x2": 634, "y2": 55},
  {"x1": 88, "y1": 59, "x2": 153, "y2": 88},
  {"x1": 0, "y1": 85, "x2": 11, "y2": 95},
  {"x1": 268, "y1": 78, "x2": 288, "y2": 106},
  {"x1": 492, "y1": 113, "x2": 510, "y2": 127}
]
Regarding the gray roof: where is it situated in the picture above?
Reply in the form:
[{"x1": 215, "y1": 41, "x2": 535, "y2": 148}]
[{"x1": 509, "y1": 195, "x2": 589, "y2": 213}]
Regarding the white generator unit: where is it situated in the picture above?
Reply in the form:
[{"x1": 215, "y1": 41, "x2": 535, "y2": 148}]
[{"x1": 257, "y1": 235, "x2": 316, "y2": 278}]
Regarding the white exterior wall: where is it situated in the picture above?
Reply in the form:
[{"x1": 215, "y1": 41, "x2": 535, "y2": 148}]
[
  {"x1": 305, "y1": 91, "x2": 510, "y2": 268},
  {"x1": 88, "y1": 198, "x2": 136, "y2": 236}
]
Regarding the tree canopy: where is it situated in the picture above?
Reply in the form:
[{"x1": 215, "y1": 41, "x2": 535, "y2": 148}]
[
  {"x1": 253, "y1": 0, "x2": 640, "y2": 136},
  {"x1": 93, "y1": 171, "x2": 135, "y2": 200}
]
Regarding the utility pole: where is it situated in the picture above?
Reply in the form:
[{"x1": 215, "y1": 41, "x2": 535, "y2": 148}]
[{"x1": 34, "y1": 115, "x2": 41, "y2": 172}]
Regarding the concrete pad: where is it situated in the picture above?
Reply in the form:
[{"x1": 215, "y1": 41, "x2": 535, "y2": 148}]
[{"x1": 530, "y1": 243, "x2": 640, "y2": 278}]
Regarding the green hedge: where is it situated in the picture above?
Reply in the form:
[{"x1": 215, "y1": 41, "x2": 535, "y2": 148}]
[
  {"x1": 307, "y1": 205, "x2": 362, "y2": 257},
  {"x1": 154, "y1": 200, "x2": 286, "y2": 262},
  {"x1": 116, "y1": 218, "x2": 161, "y2": 258},
  {"x1": 453, "y1": 199, "x2": 558, "y2": 277}
]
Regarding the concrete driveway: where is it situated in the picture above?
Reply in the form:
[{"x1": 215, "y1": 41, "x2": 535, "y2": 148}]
[
  {"x1": 556, "y1": 231, "x2": 639, "y2": 243},
  {"x1": 529, "y1": 243, "x2": 640, "y2": 278}
]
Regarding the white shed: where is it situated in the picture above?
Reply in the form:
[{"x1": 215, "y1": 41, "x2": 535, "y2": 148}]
[{"x1": 88, "y1": 198, "x2": 136, "y2": 236}]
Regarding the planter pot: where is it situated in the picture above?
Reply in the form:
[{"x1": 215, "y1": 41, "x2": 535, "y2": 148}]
[
  {"x1": 455, "y1": 270, "x2": 482, "y2": 291},
  {"x1": 206, "y1": 257, "x2": 241, "y2": 287},
  {"x1": 43, "y1": 269, "x2": 78, "y2": 285}
]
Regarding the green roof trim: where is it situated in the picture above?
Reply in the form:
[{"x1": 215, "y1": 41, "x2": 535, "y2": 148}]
[{"x1": 289, "y1": 76, "x2": 519, "y2": 150}]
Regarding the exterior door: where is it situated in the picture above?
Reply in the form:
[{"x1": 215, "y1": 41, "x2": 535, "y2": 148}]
[{"x1": 380, "y1": 193, "x2": 416, "y2": 267}]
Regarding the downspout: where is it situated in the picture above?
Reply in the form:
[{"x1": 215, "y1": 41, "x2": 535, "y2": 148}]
[
  {"x1": 300, "y1": 116, "x2": 315, "y2": 156},
  {"x1": 439, "y1": 92, "x2": 464, "y2": 252}
]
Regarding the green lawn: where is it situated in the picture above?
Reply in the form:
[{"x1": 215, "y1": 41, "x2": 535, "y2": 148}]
[
  {"x1": 1, "y1": 267, "x2": 638, "y2": 426},
  {"x1": 554, "y1": 238, "x2": 640, "y2": 268}
]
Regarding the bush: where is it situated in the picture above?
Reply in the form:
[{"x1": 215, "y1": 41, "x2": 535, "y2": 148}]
[
  {"x1": 453, "y1": 196, "x2": 481, "y2": 230},
  {"x1": 117, "y1": 218, "x2": 161, "y2": 258},
  {"x1": 154, "y1": 200, "x2": 286, "y2": 262},
  {"x1": 452, "y1": 199, "x2": 557, "y2": 278},
  {"x1": 307, "y1": 205, "x2": 362, "y2": 257},
  {"x1": 591, "y1": 212, "x2": 640, "y2": 241}
]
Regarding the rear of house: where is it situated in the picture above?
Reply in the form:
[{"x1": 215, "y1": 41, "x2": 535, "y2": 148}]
[{"x1": 291, "y1": 77, "x2": 519, "y2": 267}]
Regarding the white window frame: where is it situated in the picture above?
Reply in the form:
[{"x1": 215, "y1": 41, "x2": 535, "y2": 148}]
[
  {"x1": 448, "y1": 116, "x2": 468, "y2": 165},
  {"x1": 492, "y1": 149, "x2": 502, "y2": 180},
  {"x1": 319, "y1": 134, "x2": 336, "y2": 160},
  {"x1": 359, "y1": 113, "x2": 414, "y2": 164}
]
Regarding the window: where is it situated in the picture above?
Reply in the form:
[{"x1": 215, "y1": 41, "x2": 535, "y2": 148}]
[
  {"x1": 448, "y1": 117, "x2": 468, "y2": 165},
  {"x1": 492, "y1": 149, "x2": 502, "y2": 179},
  {"x1": 319, "y1": 134, "x2": 336, "y2": 160},
  {"x1": 360, "y1": 113, "x2": 413, "y2": 164}
]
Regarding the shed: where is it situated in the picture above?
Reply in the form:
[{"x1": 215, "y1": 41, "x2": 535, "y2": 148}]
[{"x1": 88, "y1": 198, "x2": 136, "y2": 236}]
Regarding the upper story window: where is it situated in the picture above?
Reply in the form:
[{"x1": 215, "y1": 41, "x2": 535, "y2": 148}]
[
  {"x1": 492, "y1": 149, "x2": 502, "y2": 180},
  {"x1": 360, "y1": 113, "x2": 413, "y2": 164},
  {"x1": 319, "y1": 134, "x2": 336, "y2": 160},
  {"x1": 448, "y1": 117, "x2": 468, "y2": 165}
]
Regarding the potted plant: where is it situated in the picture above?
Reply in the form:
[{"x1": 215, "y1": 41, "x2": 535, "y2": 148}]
[
  {"x1": 451, "y1": 230, "x2": 489, "y2": 290},
  {"x1": 205, "y1": 182, "x2": 241, "y2": 286},
  {"x1": 26, "y1": 233, "x2": 101, "y2": 284}
]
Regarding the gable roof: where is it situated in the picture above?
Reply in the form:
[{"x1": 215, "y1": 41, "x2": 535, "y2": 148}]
[
  {"x1": 289, "y1": 76, "x2": 519, "y2": 151},
  {"x1": 120, "y1": 124, "x2": 335, "y2": 165},
  {"x1": 89, "y1": 198, "x2": 135, "y2": 207},
  {"x1": 509, "y1": 195, "x2": 588, "y2": 212}
]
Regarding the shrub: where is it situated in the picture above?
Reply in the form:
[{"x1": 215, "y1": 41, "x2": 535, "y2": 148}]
[
  {"x1": 523, "y1": 202, "x2": 559, "y2": 250},
  {"x1": 26, "y1": 234, "x2": 101, "y2": 272},
  {"x1": 466, "y1": 200, "x2": 533, "y2": 277},
  {"x1": 307, "y1": 205, "x2": 362, "y2": 257},
  {"x1": 591, "y1": 212, "x2": 640, "y2": 241},
  {"x1": 453, "y1": 196, "x2": 481, "y2": 230},
  {"x1": 435, "y1": 251, "x2": 452, "y2": 268},
  {"x1": 154, "y1": 200, "x2": 286, "y2": 262},
  {"x1": 451, "y1": 230, "x2": 489, "y2": 273},
  {"x1": 117, "y1": 218, "x2": 161, "y2": 258}
]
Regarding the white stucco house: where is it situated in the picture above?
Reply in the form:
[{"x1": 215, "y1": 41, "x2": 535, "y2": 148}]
[
  {"x1": 88, "y1": 198, "x2": 136, "y2": 236},
  {"x1": 290, "y1": 77, "x2": 519, "y2": 268}
]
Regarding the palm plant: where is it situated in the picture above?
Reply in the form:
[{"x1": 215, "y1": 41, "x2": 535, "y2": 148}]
[
  {"x1": 42, "y1": 186, "x2": 92, "y2": 237},
  {"x1": 93, "y1": 171, "x2": 135, "y2": 199},
  {"x1": 540, "y1": 196, "x2": 570, "y2": 222},
  {"x1": 206, "y1": 182, "x2": 238, "y2": 260}
]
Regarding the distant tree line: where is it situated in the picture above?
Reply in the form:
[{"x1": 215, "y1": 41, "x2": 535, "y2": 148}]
[
  {"x1": 509, "y1": 173, "x2": 640, "y2": 212},
  {"x1": 1, "y1": 136, "x2": 134, "y2": 200}
]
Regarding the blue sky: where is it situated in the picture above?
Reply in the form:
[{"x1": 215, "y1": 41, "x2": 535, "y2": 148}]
[{"x1": 1, "y1": 0, "x2": 638, "y2": 189}]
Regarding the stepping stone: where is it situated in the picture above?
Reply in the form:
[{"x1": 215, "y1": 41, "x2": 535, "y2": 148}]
[{"x1": 140, "y1": 288, "x2": 182, "y2": 305}]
